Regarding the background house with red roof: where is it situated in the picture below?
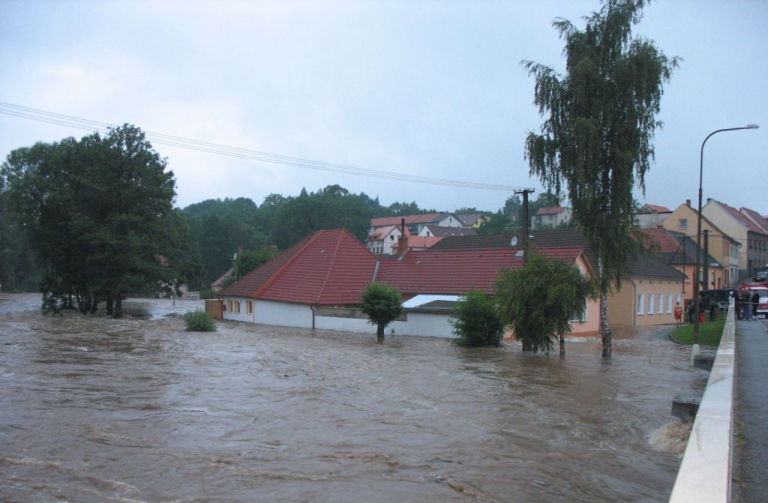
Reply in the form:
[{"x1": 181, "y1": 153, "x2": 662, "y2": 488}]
[
  {"x1": 431, "y1": 229, "x2": 685, "y2": 328},
  {"x1": 662, "y1": 201, "x2": 741, "y2": 287},
  {"x1": 219, "y1": 228, "x2": 601, "y2": 338},
  {"x1": 635, "y1": 204, "x2": 672, "y2": 229},
  {"x1": 369, "y1": 213, "x2": 462, "y2": 236},
  {"x1": 531, "y1": 207, "x2": 571, "y2": 229},
  {"x1": 639, "y1": 227, "x2": 725, "y2": 291},
  {"x1": 702, "y1": 199, "x2": 768, "y2": 278}
]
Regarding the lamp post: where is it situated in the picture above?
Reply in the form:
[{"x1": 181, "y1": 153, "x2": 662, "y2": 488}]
[{"x1": 692, "y1": 124, "x2": 759, "y2": 363}]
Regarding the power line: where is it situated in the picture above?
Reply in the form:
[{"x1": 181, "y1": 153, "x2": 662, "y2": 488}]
[{"x1": 0, "y1": 101, "x2": 531, "y2": 192}]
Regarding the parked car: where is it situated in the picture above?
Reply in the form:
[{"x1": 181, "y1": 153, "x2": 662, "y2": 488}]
[{"x1": 753, "y1": 269, "x2": 768, "y2": 282}]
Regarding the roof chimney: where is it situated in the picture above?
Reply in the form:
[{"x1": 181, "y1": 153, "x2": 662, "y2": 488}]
[
  {"x1": 686, "y1": 199, "x2": 691, "y2": 208},
  {"x1": 398, "y1": 218, "x2": 408, "y2": 258}
]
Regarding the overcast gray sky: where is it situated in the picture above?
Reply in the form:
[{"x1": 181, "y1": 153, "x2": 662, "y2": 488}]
[{"x1": 1, "y1": 0, "x2": 765, "y2": 214}]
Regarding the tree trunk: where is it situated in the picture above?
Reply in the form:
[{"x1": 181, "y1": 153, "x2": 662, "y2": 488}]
[
  {"x1": 114, "y1": 298, "x2": 123, "y2": 319},
  {"x1": 89, "y1": 298, "x2": 99, "y2": 314},
  {"x1": 377, "y1": 323, "x2": 385, "y2": 342},
  {"x1": 559, "y1": 331, "x2": 565, "y2": 356},
  {"x1": 600, "y1": 292, "x2": 612, "y2": 358},
  {"x1": 522, "y1": 339, "x2": 531, "y2": 352},
  {"x1": 106, "y1": 298, "x2": 114, "y2": 316}
]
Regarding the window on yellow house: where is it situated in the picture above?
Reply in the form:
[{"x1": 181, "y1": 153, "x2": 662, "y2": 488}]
[
  {"x1": 648, "y1": 294, "x2": 654, "y2": 314},
  {"x1": 666, "y1": 294, "x2": 672, "y2": 313},
  {"x1": 658, "y1": 295, "x2": 663, "y2": 314},
  {"x1": 638, "y1": 294, "x2": 644, "y2": 315}
]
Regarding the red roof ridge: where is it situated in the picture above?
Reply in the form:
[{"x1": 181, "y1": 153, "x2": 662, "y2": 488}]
[
  {"x1": 317, "y1": 229, "x2": 346, "y2": 303},
  {"x1": 253, "y1": 230, "x2": 324, "y2": 298}
]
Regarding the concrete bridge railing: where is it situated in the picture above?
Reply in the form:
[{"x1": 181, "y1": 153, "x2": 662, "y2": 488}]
[{"x1": 669, "y1": 300, "x2": 736, "y2": 503}]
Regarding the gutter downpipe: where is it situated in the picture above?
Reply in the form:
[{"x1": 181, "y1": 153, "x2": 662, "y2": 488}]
[{"x1": 311, "y1": 305, "x2": 316, "y2": 329}]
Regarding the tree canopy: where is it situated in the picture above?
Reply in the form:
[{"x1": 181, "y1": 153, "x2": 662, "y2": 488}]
[
  {"x1": 360, "y1": 282, "x2": 403, "y2": 341},
  {"x1": 523, "y1": 0, "x2": 677, "y2": 356},
  {"x1": 496, "y1": 252, "x2": 598, "y2": 354},
  {"x1": 1, "y1": 125, "x2": 176, "y2": 316},
  {"x1": 449, "y1": 291, "x2": 504, "y2": 348}
]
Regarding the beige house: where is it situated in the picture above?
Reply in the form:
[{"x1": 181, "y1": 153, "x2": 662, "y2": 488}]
[
  {"x1": 701, "y1": 199, "x2": 768, "y2": 279},
  {"x1": 662, "y1": 201, "x2": 740, "y2": 287},
  {"x1": 606, "y1": 254, "x2": 686, "y2": 328}
]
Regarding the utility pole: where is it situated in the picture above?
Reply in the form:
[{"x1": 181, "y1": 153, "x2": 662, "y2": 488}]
[
  {"x1": 515, "y1": 189, "x2": 535, "y2": 252},
  {"x1": 703, "y1": 230, "x2": 710, "y2": 291}
]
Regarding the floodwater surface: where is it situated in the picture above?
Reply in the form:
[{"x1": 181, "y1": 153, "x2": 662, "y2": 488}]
[{"x1": 0, "y1": 293, "x2": 702, "y2": 502}]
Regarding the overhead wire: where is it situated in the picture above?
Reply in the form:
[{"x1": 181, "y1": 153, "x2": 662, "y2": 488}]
[{"x1": 0, "y1": 101, "x2": 532, "y2": 191}]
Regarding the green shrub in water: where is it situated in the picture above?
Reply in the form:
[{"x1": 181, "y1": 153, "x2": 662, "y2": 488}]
[{"x1": 184, "y1": 310, "x2": 216, "y2": 332}]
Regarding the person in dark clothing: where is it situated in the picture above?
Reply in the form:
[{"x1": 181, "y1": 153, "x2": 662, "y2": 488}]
[
  {"x1": 687, "y1": 300, "x2": 694, "y2": 324},
  {"x1": 709, "y1": 302, "x2": 717, "y2": 322},
  {"x1": 752, "y1": 291, "x2": 761, "y2": 320}
]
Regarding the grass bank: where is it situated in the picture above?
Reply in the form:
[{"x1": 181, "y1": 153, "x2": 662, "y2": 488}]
[{"x1": 670, "y1": 318, "x2": 726, "y2": 346}]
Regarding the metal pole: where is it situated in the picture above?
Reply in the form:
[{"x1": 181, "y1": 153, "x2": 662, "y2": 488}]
[{"x1": 693, "y1": 125, "x2": 759, "y2": 359}]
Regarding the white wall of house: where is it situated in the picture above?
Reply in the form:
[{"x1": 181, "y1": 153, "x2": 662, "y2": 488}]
[
  {"x1": 400, "y1": 312, "x2": 455, "y2": 338},
  {"x1": 636, "y1": 212, "x2": 670, "y2": 228},
  {"x1": 435, "y1": 214, "x2": 462, "y2": 228},
  {"x1": 257, "y1": 300, "x2": 314, "y2": 328},
  {"x1": 222, "y1": 296, "x2": 256, "y2": 323}
]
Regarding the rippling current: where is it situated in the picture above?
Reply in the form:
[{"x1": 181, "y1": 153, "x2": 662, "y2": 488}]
[{"x1": 0, "y1": 293, "x2": 703, "y2": 502}]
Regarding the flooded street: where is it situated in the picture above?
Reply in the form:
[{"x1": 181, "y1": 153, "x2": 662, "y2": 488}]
[{"x1": 0, "y1": 293, "x2": 702, "y2": 502}]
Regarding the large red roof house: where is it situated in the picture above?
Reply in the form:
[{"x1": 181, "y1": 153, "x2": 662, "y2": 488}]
[{"x1": 218, "y1": 228, "x2": 600, "y2": 338}]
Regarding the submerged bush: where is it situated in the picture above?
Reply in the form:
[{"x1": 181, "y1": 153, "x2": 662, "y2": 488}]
[
  {"x1": 450, "y1": 291, "x2": 504, "y2": 347},
  {"x1": 184, "y1": 310, "x2": 216, "y2": 332}
]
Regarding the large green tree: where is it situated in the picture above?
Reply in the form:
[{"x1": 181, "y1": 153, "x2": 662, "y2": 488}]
[
  {"x1": 523, "y1": 0, "x2": 677, "y2": 357},
  {"x1": 360, "y1": 282, "x2": 403, "y2": 342},
  {"x1": 2, "y1": 125, "x2": 176, "y2": 316},
  {"x1": 496, "y1": 252, "x2": 598, "y2": 355}
]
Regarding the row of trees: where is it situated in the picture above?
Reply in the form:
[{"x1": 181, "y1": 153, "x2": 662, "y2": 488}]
[{"x1": 361, "y1": 252, "x2": 597, "y2": 354}]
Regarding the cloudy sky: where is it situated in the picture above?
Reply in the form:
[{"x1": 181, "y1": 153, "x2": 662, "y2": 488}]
[{"x1": 1, "y1": 0, "x2": 765, "y2": 214}]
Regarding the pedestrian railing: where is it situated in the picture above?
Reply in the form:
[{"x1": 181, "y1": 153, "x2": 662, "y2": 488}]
[{"x1": 669, "y1": 299, "x2": 736, "y2": 502}]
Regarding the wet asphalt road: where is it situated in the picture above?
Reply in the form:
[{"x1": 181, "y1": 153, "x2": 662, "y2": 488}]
[{"x1": 734, "y1": 317, "x2": 768, "y2": 503}]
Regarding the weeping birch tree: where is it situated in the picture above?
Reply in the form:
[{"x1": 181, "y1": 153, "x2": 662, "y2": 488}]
[{"x1": 523, "y1": 0, "x2": 678, "y2": 357}]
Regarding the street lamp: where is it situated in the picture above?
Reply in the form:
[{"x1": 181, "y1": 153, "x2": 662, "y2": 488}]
[{"x1": 692, "y1": 124, "x2": 759, "y2": 362}]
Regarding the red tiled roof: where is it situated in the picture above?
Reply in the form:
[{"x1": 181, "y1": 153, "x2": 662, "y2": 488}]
[
  {"x1": 741, "y1": 207, "x2": 768, "y2": 235},
  {"x1": 220, "y1": 229, "x2": 378, "y2": 305},
  {"x1": 377, "y1": 247, "x2": 583, "y2": 295},
  {"x1": 640, "y1": 204, "x2": 672, "y2": 214},
  {"x1": 713, "y1": 200, "x2": 767, "y2": 235},
  {"x1": 639, "y1": 228, "x2": 683, "y2": 253},
  {"x1": 392, "y1": 236, "x2": 443, "y2": 250},
  {"x1": 371, "y1": 213, "x2": 444, "y2": 228},
  {"x1": 535, "y1": 207, "x2": 566, "y2": 216}
]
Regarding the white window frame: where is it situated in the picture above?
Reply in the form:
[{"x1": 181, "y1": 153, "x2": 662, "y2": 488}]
[
  {"x1": 667, "y1": 294, "x2": 672, "y2": 313},
  {"x1": 658, "y1": 295, "x2": 664, "y2": 314},
  {"x1": 638, "y1": 294, "x2": 645, "y2": 315},
  {"x1": 246, "y1": 300, "x2": 253, "y2": 314},
  {"x1": 570, "y1": 304, "x2": 587, "y2": 323},
  {"x1": 648, "y1": 294, "x2": 654, "y2": 315}
]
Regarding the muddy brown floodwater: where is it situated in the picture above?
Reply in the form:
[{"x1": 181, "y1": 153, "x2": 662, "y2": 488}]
[{"x1": 0, "y1": 293, "x2": 703, "y2": 502}]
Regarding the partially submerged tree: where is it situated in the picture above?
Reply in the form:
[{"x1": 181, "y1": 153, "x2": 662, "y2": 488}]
[
  {"x1": 2, "y1": 125, "x2": 176, "y2": 316},
  {"x1": 360, "y1": 282, "x2": 403, "y2": 342},
  {"x1": 523, "y1": 0, "x2": 678, "y2": 357},
  {"x1": 496, "y1": 252, "x2": 598, "y2": 355},
  {"x1": 449, "y1": 291, "x2": 504, "y2": 348}
]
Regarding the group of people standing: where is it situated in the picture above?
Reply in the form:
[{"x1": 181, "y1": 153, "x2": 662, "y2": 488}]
[{"x1": 736, "y1": 290, "x2": 763, "y2": 321}]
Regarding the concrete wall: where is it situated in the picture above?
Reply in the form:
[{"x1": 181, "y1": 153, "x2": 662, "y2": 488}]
[{"x1": 668, "y1": 301, "x2": 736, "y2": 503}]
